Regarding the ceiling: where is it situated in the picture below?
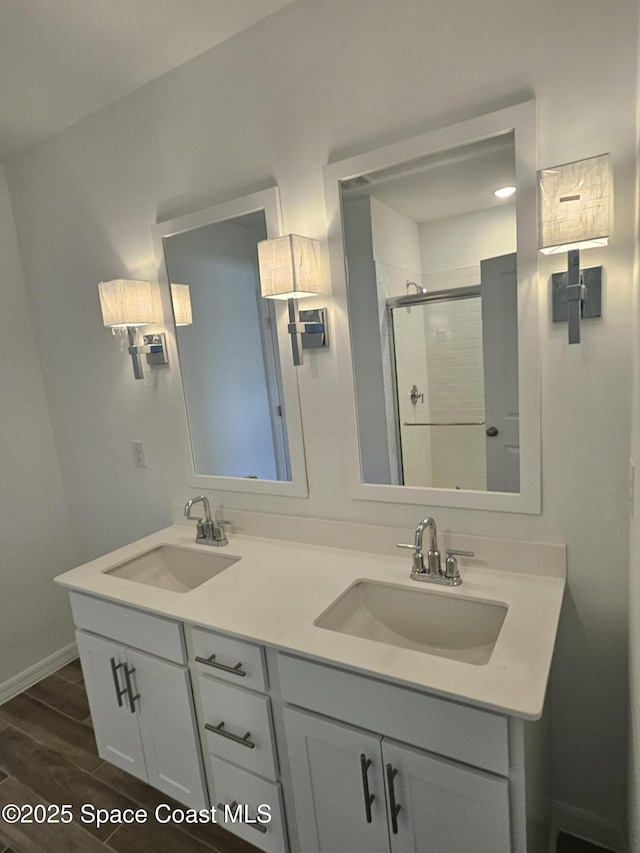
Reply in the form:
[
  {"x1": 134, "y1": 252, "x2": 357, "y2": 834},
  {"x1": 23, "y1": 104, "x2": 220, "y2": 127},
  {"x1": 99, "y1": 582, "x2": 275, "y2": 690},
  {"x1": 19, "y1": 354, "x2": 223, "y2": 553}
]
[
  {"x1": 341, "y1": 133, "x2": 517, "y2": 224},
  {"x1": 0, "y1": 0, "x2": 296, "y2": 161}
]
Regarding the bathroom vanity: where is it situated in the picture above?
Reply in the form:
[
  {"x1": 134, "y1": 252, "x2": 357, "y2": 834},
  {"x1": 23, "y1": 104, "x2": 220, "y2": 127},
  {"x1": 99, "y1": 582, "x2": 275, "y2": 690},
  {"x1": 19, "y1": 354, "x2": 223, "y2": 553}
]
[{"x1": 55, "y1": 524, "x2": 565, "y2": 853}]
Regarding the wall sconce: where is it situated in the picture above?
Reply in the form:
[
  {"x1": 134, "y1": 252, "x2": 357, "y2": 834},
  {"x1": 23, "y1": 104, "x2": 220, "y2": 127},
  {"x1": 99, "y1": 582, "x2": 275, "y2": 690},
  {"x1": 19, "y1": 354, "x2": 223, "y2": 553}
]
[
  {"x1": 170, "y1": 283, "x2": 193, "y2": 326},
  {"x1": 538, "y1": 153, "x2": 613, "y2": 344},
  {"x1": 98, "y1": 279, "x2": 168, "y2": 379},
  {"x1": 257, "y1": 234, "x2": 328, "y2": 366}
]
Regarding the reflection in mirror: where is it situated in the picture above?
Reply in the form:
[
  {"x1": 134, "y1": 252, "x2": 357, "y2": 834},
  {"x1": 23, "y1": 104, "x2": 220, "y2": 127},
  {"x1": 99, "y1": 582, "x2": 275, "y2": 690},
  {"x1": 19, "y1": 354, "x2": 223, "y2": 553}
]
[
  {"x1": 340, "y1": 132, "x2": 520, "y2": 492},
  {"x1": 162, "y1": 210, "x2": 291, "y2": 481}
]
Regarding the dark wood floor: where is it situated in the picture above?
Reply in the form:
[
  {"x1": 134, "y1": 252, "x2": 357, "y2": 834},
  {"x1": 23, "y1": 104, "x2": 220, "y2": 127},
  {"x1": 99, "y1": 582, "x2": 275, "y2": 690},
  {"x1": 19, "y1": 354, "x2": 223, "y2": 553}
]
[
  {"x1": 557, "y1": 831, "x2": 614, "y2": 853},
  {"x1": 0, "y1": 660, "x2": 617, "y2": 853},
  {"x1": 0, "y1": 659, "x2": 261, "y2": 853}
]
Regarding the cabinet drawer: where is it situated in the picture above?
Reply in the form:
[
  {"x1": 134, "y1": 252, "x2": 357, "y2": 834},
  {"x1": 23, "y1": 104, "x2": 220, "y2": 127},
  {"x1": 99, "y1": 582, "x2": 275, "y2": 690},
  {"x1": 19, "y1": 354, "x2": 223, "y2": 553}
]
[
  {"x1": 277, "y1": 653, "x2": 509, "y2": 776},
  {"x1": 200, "y1": 677, "x2": 278, "y2": 780},
  {"x1": 191, "y1": 627, "x2": 267, "y2": 692},
  {"x1": 70, "y1": 593, "x2": 185, "y2": 664},
  {"x1": 210, "y1": 756, "x2": 287, "y2": 853}
]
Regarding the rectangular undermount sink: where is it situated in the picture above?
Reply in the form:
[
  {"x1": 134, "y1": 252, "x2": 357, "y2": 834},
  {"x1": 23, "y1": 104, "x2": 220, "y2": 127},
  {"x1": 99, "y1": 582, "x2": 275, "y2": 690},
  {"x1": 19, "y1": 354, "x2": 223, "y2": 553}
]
[
  {"x1": 104, "y1": 545, "x2": 239, "y2": 593},
  {"x1": 315, "y1": 579, "x2": 507, "y2": 665}
]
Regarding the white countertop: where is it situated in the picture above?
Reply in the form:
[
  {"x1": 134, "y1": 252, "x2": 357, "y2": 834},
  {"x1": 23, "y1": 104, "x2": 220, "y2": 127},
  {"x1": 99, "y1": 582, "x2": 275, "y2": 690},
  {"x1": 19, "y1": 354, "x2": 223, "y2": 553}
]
[{"x1": 55, "y1": 524, "x2": 565, "y2": 720}]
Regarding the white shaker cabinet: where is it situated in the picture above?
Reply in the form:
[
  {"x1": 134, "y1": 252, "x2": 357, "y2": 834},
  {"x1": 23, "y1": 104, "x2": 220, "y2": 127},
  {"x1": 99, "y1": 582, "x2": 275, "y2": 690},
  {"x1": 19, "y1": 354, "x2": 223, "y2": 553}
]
[
  {"x1": 383, "y1": 739, "x2": 510, "y2": 853},
  {"x1": 283, "y1": 707, "x2": 511, "y2": 853},
  {"x1": 188, "y1": 626, "x2": 289, "y2": 853},
  {"x1": 282, "y1": 708, "x2": 389, "y2": 853},
  {"x1": 71, "y1": 593, "x2": 207, "y2": 811},
  {"x1": 75, "y1": 631, "x2": 146, "y2": 780}
]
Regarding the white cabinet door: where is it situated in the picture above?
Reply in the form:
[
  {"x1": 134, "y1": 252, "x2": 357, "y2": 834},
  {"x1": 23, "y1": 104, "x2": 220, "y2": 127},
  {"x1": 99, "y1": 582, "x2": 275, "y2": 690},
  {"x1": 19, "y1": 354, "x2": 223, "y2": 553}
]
[
  {"x1": 128, "y1": 650, "x2": 207, "y2": 810},
  {"x1": 283, "y1": 708, "x2": 389, "y2": 853},
  {"x1": 383, "y1": 739, "x2": 511, "y2": 853},
  {"x1": 76, "y1": 631, "x2": 146, "y2": 781}
]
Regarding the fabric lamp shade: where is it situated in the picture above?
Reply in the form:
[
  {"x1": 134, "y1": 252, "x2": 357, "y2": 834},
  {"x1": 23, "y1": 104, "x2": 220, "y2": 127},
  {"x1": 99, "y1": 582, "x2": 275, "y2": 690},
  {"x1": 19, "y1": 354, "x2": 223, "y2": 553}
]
[
  {"x1": 257, "y1": 234, "x2": 322, "y2": 300},
  {"x1": 538, "y1": 154, "x2": 613, "y2": 254},
  {"x1": 98, "y1": 279, "x2": 155, "y2": 327},
  {"x1": 170, "y1": 283, "x2": 193, "y2": 326}
]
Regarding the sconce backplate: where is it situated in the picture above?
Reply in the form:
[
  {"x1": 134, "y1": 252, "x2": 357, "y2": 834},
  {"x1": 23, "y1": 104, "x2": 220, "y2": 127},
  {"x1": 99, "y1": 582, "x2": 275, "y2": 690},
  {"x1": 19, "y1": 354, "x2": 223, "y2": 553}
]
[
  {"x1": 143, "y1": 333, "x2": 169, "y2": 366},
  {"x1": 551, "y1": 265, "x2": 602, "y2": 322},
  {"x1": 298, "y1": 308, "x2": 329, "y2": 350}
]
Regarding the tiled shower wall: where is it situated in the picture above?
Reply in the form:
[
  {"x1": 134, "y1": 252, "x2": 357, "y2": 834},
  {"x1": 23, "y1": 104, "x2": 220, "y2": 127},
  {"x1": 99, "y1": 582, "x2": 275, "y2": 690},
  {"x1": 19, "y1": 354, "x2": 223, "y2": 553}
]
[
  {"x1": 388, "y1": 289, "x2": 487, "y2": 489},
  {"x1": 423, "y1": 296, "x2": 486, "y2": 490},
  {"x1": 376, "y1": 265, "x2": 486, "y2": 489}
]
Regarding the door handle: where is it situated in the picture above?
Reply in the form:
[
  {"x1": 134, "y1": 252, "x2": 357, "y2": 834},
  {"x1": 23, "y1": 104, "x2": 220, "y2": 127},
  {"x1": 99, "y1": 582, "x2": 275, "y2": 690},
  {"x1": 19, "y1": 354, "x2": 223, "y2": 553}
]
[
  {"x1": 486, "y1": 426, "x2": 499, "y2": 437},
  {"x1": 386, "y1": 763, "x2": 401, "y2": 834},
  {"x1": 110, "y1": 657, "x2": 127, "y2": 708},
  {"x1": 216, "y1": 801, "x2": 267, "y2": 834},
  {"x1": 122, "y1": 664, "x2": 140, "y2": 714},
  {"x1": 195, "y1": 654, "x2": 247, "y2": 678},
  {"x1": 360, "y1": 754, "x2": 375, "y2": 823},
  {"x1": 205, "y1": 721, "x2": 255, "y2": 749}
]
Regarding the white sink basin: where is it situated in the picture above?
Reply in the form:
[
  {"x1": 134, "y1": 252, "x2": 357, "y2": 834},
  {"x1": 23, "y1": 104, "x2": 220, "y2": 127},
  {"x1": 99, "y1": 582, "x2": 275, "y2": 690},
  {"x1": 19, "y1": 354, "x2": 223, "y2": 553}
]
[
  {"x1": 315, "y1": 580, "x2": 507, "y2": 665},
  {"x1": 104, "y1": 545, "x2": 239, "y2": 593}
]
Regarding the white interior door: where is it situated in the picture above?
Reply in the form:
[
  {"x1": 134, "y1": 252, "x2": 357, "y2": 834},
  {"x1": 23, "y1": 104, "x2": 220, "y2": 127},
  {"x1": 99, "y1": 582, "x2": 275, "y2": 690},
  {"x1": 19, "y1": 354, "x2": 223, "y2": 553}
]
[{"x1": 481, "y1": 253, "x2": 520, "y2": 492}]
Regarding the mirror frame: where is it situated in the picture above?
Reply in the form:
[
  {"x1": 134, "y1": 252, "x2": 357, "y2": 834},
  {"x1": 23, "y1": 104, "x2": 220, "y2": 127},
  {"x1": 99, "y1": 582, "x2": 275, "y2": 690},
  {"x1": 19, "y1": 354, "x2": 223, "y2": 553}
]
[
  {"x1": 152, "y1": 187, "x2": 309, "y2": 497},
  {"x1": 324, "y1": 101, "x2": 540, "y2": 513}
]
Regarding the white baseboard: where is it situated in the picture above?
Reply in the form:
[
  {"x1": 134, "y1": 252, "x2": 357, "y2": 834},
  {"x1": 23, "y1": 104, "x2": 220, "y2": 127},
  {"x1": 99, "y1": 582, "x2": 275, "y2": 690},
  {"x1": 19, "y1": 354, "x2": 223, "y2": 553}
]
[
  {"x1": 551, "y1": 800, "x2": 625, "y2": 852},
  {"x1": 0, "y1": 643, "x2": 78, "y2": 705}
]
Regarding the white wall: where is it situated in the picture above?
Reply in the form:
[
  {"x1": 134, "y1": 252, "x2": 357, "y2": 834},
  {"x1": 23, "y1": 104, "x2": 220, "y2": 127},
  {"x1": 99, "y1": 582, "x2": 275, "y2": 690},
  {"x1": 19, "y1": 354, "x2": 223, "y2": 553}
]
[
  {"x1": 419, "y1": 204, "x2": 516, "y2": 274},
  {"x1": 629, "y1": 276, "x2": 640, "y2": 852},
  {"x1": 0, "y1": 164, "x2": 76, "y2": 685},
  {"x1": 370, "y1": 196, "x2": 422, "y2": 272},
  {"x1": 370, "y1": 197, "x2": 425, "y2": 485},
  {"x1": 341, "y1": 195, "x2": 391, "y2": 484},
  {"x1": 164, "y1": 218, "x2": 278, "y2": 480},
  {"x1": 627, "y1": 13, "x2": 640, "y2": 846},
  {"x1": 4, "y1": 0, "x2": 638, "y2": 842}
]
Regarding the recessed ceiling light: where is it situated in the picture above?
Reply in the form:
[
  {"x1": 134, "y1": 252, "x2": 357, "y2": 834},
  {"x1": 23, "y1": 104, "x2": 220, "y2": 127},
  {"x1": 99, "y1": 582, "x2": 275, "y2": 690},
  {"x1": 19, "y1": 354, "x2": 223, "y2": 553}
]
[{"x1": 494, "y1": 186, "x2": 516, "y2": 199}]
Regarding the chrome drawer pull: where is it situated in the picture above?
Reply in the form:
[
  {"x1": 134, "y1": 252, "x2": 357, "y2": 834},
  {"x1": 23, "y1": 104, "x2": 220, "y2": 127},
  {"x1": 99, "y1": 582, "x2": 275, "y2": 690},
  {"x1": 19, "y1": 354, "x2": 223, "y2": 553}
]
[
  {"x1": 386, "y1": 763, "x2": 401, "y2": 835},
  {"x1": 360, "y1": 754, "x2": 375, "y2": 823},
  {"x1": 195, "y1": 653, "x2": 247, "y2": 677},
  {"x1": 205, "y1": 721, "x2": 255, "y2": 749},
  {"x1": 216, "y1": 801, "x2": 268, "y2": 834},
  {"x1": 110, "y1": 657, "x2": 127, "y2": 708},
  {"x1": 122, "y1": 664, "x2": 140, "y2": 714}
]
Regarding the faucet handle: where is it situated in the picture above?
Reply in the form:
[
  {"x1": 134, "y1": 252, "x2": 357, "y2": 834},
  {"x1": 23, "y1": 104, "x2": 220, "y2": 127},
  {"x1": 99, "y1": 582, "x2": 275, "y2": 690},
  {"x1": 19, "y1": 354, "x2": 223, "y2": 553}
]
[
  {"x1": 444, "y1": 549, "x2": 474, "y2": 580},
  {"x1": 397, "y1": 542, "x2": 425, "y2": 573}
]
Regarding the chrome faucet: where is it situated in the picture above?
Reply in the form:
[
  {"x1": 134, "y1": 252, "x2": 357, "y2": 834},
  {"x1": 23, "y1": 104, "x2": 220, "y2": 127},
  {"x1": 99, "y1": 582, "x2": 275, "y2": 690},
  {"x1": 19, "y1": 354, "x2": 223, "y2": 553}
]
[
  {"x1": 397, "y1": 516, "x2": 473, "y2": 586},
  {"x1": 184, "y1": 496, "x2": 231, "y2": 547}
]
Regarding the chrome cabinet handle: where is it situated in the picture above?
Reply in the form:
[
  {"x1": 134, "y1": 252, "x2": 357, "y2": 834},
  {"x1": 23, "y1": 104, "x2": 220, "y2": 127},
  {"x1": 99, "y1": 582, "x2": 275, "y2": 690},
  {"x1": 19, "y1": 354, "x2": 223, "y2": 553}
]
[
  {"x1": 386, "y1": 763, "x2": 401, "y2": 835},
  {"x1": 205, "y1": 721, "x2": 255, "y2": 749},
  {"x1": 486, "y1": 426, "x2": 499, "y2": 437},
  {"x1": 195, "y1": 654, "x2": 247, "y2": 678},
  {"x1": 360, "y1": 754, "x2": 375, "y2": 823},
  {"x1": 216, "y1": 801, "x2": 267, "y2": 834},
  {"x1": 122, "y1": 664, "x2": 140, "y2": 714},
  {"x1": 110, "y1": 657, "x2": 127, "y2": 708}
]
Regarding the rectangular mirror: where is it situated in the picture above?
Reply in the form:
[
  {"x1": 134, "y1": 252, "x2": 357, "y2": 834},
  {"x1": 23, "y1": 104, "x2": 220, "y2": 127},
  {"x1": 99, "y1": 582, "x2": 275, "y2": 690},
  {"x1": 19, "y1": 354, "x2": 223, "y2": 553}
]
[
  {"x1": 152, "y1": 188, "x2": 308, "y2": 497},
  {"x1": 324, "y1": 103, "x2": 540, "y2": 512}
]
